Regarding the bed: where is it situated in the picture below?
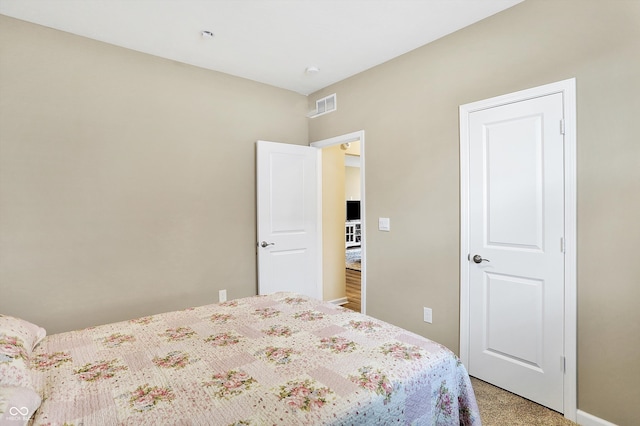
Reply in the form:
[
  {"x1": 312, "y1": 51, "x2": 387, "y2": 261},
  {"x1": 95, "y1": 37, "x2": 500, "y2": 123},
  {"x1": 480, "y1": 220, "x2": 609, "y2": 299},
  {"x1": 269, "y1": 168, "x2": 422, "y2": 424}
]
[{"x1": 1, "y1": 292, "x2": 480, "y2": 425}]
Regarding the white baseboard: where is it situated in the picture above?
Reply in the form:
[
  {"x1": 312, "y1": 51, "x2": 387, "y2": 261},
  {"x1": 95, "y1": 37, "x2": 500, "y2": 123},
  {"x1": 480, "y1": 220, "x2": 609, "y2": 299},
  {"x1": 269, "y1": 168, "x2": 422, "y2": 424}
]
[
  {"x1": 329, "y1": 297, "x2": 348, "y2": 306},
  {"x1": 576, "y1": 410, "x2": 618, "y2": 426}
]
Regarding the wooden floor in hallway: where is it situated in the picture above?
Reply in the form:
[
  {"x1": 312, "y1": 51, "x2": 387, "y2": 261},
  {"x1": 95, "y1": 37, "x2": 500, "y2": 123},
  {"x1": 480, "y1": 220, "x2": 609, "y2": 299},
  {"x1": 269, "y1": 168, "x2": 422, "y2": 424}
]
[{"x1": 343, "y1": 268, "x2": 361, "y2": 312}]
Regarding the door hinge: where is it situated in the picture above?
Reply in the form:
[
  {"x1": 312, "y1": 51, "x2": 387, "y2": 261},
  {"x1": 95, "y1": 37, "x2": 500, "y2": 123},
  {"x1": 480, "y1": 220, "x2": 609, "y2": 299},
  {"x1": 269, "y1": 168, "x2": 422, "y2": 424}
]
[
  {"x1": 560, "y1": 237, "x2": 565, "y2": 253},
  {"x1": 561, "y1": 356, "x2": 566, "y2": 373},
  {"x1": 560, "y1": 119, "x2": 565, "y2": 135}
]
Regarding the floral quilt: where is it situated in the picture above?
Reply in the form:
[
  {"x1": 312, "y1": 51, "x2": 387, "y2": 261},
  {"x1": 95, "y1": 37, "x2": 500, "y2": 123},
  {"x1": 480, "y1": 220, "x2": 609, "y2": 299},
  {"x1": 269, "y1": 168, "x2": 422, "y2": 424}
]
[{"x1": 30, "y1": 293, "x2": 480, "y2": 425}]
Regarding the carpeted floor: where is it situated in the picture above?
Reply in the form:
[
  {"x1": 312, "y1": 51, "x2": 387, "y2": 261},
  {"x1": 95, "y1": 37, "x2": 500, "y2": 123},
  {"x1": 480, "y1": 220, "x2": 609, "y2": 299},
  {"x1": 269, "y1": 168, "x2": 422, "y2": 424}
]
[{"x1": 471, "y1": 377, "x2": 576, "y2": 425}]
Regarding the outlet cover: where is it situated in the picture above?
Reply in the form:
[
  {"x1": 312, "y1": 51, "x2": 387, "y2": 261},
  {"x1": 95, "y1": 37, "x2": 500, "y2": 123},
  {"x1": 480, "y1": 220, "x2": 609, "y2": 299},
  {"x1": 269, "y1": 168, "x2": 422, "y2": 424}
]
[
  {"x1": 219, "y1": 289, "x2": 227, "y2": 303},
  {"x1": 423, "y1": 307, "x2": 433, "y2": 324}
]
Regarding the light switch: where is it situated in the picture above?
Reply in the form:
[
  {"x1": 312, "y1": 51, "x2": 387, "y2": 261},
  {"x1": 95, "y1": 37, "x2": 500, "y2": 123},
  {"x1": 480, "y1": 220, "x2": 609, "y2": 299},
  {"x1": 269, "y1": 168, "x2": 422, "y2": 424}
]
[{"x1": 378, "y1": 217, "x2": 390, "y2": 231}]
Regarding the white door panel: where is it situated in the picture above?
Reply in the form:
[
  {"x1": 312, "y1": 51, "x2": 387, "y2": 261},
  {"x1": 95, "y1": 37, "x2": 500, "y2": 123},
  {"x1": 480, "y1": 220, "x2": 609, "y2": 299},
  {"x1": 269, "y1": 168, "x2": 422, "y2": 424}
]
[
  {"x1": 484, "y1": 272, "x2": 543, "y2": 368},
  {"x1": 467, "y1": 93, "x2": 565, "y2": 412},
  {"x1": 483, "y1": 114, "x2": 543, "y2": 250},
  {"x1": 256, "y1": 141, "x2": 321, "y2": 299}
]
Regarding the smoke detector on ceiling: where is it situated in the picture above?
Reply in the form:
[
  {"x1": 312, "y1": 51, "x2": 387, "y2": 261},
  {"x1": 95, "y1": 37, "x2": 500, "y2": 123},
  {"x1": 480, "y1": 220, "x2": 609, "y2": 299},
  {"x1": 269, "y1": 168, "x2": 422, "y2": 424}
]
[{"x1": 305, "y1": 66, "x2": 320, "y2": 75}]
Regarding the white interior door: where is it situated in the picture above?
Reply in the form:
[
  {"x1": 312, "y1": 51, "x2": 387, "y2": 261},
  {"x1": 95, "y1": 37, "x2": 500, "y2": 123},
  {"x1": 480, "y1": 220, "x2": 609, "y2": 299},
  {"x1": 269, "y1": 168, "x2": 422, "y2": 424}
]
[
  {"x1": 466, "y1": 93, "x2": 565, "y2": 412},
  {"x1": 256, "y1": 140, "x2": 321, "y2": 299}
]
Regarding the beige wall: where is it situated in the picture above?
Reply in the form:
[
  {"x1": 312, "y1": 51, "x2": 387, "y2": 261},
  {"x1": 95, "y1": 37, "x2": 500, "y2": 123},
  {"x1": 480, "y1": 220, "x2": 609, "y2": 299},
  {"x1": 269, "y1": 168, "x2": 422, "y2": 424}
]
[
  {"x1": 2, "y1": 1, "x2": 639, "y2": 423},
  {"x1": 308, "y1": 1, "x2": 640, "y2": 424},
  {"x1": 345, "y1": 166, "x2": 360, "y2": 201},
  {"x1": 0, "y1": 16, "x2": 308, "y2": 334},
  {"x1": 321, "y1": 145, "x2": 347, "y2": 301}
]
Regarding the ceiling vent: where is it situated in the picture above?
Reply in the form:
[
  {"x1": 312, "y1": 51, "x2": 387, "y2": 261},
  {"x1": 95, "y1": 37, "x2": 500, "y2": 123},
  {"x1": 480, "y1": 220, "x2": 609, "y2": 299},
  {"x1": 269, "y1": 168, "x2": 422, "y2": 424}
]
[{"x1": 308, "y1": 93, "x2": 337, "y2": 118}]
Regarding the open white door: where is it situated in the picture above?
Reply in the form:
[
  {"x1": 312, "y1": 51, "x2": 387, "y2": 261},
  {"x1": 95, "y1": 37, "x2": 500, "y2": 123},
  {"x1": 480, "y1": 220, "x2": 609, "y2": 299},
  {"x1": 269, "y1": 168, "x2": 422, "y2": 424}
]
[
  {"x1": 460, "y1": 79, "x2": 577, "y2": 420},
  {"x1": 256, "y1": 140, "x2": 321, "y2": 299},
  {"x1": 468, "y1": 93, "x2": 565, "y2": 412}
]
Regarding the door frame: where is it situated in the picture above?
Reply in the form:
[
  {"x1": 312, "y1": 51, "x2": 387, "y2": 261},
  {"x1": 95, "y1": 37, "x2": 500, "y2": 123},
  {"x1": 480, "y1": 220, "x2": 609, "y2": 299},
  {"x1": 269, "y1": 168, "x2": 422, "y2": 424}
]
[
  {"x1": 311, "y1": 130, "x2": 366, "y2": 315},
  {"x1": 459, "y1": 79, "x2": 577, "y2": 421}
]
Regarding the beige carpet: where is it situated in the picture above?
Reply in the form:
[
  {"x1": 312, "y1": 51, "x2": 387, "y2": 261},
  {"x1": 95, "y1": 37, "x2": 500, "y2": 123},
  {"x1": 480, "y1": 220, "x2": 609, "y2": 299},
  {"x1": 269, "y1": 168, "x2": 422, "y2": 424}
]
[{"x1": 471, "y1": 377, "x2": 576, "y2": 426}]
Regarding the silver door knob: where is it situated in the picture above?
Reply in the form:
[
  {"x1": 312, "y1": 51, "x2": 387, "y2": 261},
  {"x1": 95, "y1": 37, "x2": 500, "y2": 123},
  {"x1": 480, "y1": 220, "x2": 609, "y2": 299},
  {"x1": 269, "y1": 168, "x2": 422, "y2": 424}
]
[
  {"x1": 472, "y1": 254, "x2": 490, "y2": 264},
  {"x1": 260, "y1": 241, "x2": 275, "y2": 248}
]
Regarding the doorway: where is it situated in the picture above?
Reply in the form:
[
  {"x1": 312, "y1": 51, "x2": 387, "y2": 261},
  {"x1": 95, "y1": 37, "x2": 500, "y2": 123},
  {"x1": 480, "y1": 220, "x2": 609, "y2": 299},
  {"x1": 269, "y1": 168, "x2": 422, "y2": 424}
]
[
  {"x1": 459, "y1": 79, "x2": 576, "y2": 420},
  {"x1": 311, "y1": 131, "x2": 366, "y2": 314}
]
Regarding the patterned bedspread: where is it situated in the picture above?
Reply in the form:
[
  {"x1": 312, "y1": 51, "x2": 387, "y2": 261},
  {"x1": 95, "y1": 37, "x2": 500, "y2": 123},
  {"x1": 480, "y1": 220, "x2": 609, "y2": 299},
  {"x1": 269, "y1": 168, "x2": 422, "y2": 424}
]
[{"x1": 30, "y1": 293, "x2": 480, "y2": 425}]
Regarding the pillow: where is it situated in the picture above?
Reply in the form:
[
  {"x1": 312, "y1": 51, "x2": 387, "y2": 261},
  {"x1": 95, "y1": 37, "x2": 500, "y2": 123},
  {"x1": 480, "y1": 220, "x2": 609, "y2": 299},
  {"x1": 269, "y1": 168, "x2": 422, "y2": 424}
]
[
  {"x1": 0, "y1": 315, "x2": 46, "y2": 353},
  {"x1": 0, "y1": 355, "x2": 33, "y2": 389},
  {"x1": 0, "y1": 315, "x2": 46, "y2": 389},
  {"x1": 0, "y1": 385, "x2": 42, "y2": 426}
]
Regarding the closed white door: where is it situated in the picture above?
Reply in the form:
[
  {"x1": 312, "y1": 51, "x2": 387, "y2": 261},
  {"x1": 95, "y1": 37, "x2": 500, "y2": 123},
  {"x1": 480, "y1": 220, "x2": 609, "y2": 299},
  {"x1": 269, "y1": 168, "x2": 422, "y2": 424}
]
[
  {"x1": 466, "y1": 93, "x2": 565, "y2": 412},
  {"x1": 256, "y1": 140, "x2": 321, "y2": 299}
]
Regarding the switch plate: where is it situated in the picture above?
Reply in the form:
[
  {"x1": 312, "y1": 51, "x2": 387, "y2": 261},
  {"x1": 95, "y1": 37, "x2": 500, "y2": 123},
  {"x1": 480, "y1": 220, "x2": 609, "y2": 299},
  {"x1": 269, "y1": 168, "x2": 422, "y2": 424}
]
[
  {"x1": 423, "y1": 307, "x2": 433, "y2": 324},
  {"x1": 219, "y1": 289, "x2": 227, "y2": 303},
  {"x1": 378, "y1": 217, "x2": 390, "y2": 231}
]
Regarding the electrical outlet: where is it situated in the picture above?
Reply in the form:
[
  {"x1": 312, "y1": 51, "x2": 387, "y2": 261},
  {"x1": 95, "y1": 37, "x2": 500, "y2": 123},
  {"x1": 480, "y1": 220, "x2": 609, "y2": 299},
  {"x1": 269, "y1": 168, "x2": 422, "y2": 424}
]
[
  {"x1": 423, "y1": 307, "x2": 433, "y2": 324},
  {"x1": 219, "y1": 289, "x2": 227, "y2": 303}
]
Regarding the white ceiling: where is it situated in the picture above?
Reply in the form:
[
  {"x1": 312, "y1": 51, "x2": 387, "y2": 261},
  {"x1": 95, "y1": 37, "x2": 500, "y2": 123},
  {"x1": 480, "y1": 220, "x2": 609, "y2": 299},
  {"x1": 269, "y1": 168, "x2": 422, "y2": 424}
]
[{"x1": 0, "y1": 0, "x2": 523, "y2": 95}]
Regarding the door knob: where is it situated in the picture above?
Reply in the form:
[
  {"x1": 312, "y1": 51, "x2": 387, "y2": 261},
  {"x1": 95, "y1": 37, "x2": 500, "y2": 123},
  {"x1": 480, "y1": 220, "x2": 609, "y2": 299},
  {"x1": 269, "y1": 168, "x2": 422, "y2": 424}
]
[
  {"x1": 472, "y1": 254, "x2": 490, "y2": 264},
  {"x1": 260, "y1": 241, "x2": 275, "y2": 248}
]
